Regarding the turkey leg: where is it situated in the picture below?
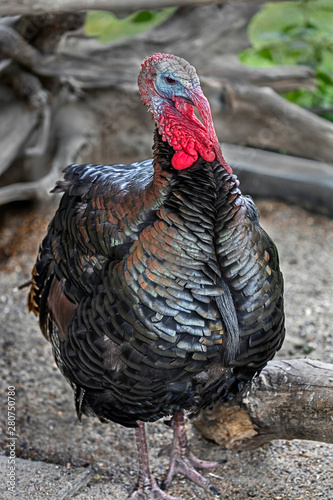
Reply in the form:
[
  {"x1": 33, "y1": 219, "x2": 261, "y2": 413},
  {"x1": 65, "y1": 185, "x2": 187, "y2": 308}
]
[
  {"x1": 129, "y1": 421, "x2": 179, "y2": 500},
  {"x1": 161, "y1": 410, "x2": 223, "y2": 495}
]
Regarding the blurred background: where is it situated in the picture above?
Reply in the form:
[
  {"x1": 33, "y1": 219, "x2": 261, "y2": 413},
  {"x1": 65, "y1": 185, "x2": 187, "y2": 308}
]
[{"x1": 1, "y1": 0, "x2": 333, "y2": 207}]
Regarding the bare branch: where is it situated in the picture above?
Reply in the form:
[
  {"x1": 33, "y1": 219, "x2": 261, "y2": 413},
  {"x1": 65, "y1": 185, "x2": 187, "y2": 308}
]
[
  {"x1": 205, "y1": 55, "x2": 316, "y2": 93},
  {"x1": 0, "y1": 93, "x2": 40, "y2": 176},
  {"x1": 222, "y1": 143, "x2": 333, "y2": 217},
  {"x1": 0, "y1": 103, "x2": 98, "y2": 204},
  {"x1": 0, "y1": 133, "x2": 87, "y2": 205},
  {"x1": 0, "y1": 24, "x2": 40, "y2": 67},
  {"x1": 0, "y1": 0, "x2": 301, "y2": 17},
  {"x1": 206, "y1": 81, "x2": 333, "y2": 164}
]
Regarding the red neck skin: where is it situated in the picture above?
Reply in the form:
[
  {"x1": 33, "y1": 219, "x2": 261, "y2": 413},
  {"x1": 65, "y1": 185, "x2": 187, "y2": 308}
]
[
  {"x1": 157, "y1": 97, "x2": 213, "y2": 169},
  {"x1": 156, "y1": 96, "x2": 232, "y2": 173}
]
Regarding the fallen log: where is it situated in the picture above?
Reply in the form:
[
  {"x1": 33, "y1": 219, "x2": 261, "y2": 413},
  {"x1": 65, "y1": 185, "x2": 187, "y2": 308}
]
[
  {"x1": 204, "y1": 80, "x2": 333, "y2": 164},
  {"x1": 223, "y1": 143, "x2": 333, "y2": 217},
  {"x1": 200, "y1": 55, "x2": 315, "y2": 93},
  {"x1": 194, "y1": 359, "x2": 333, "y2": 450}
]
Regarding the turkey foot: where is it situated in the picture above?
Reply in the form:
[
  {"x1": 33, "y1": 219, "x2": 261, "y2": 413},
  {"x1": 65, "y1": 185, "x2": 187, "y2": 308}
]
[
  {"x1": 129, "y1": 421, "x2": 180, "y2": 500},
  {"x1": 129, "y1": 477, "x2": 179, "y2": 500},
  {"x1": 160, "y1": 411, "x2": 223, "y2": 496}
]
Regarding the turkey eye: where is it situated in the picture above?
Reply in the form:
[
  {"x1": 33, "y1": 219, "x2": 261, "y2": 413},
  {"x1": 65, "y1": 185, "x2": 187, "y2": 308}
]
[{"x1": 165, "y1": 76, "x2": 177, "y2": 85}]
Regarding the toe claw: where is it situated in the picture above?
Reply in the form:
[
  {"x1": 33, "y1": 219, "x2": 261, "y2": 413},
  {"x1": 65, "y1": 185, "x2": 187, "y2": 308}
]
[
  {"x1": 129, "y1": 480, "x2": 180, "y2": 499},
  {"x1": 188, "y1": 451, "x2": 224, "y2": 470}
]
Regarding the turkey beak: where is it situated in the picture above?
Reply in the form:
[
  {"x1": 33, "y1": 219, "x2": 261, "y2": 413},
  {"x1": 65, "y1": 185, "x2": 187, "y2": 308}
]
[{"x1": 191, "y1": 88, "x2": 224, "y2": 165}]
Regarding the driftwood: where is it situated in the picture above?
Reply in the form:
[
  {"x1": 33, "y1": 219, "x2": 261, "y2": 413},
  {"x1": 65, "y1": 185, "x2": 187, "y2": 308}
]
[
  {"x1": 223, "y1": 143, "x2": 333, "y2": 217},
  {"x1": 0, "y1": 3, "x2": 332, "y2": 207},
  {"x1": 0, "y1": 0, "x2": 303, "y2": 17},
  {"x1": 0, "y1": 9, "x2": 315, "y2": 93},
  {"x1": 0, "y1": 102, "x2": 98, "y2": 205},
  {"x1": 194, "y1": 359, "x2": 333, "y2": 450},
  {"x1": 205, "y1": 80, "x2": 333, "y2": 164}
]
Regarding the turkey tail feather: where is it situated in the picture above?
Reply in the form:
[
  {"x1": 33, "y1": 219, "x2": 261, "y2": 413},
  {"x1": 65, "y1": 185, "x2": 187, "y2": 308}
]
[{"x1": 216, "y1": 279, "x2": 240, "y2": 363}]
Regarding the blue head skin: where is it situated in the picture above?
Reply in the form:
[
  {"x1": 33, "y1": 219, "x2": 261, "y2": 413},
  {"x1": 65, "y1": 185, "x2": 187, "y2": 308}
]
[{"x1": 138, "y1": 53, "x2": 231, "y2": 171}]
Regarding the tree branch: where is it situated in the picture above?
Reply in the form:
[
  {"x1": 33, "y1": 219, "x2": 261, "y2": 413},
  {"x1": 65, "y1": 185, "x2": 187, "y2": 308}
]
[
  {"x1": 0, "y1": 88, "x2": 40, "y2": 176},
  {"x1": 223, "y1": 143, "x2": 333, "y2": 217},
  {"x1": 205, "y1": 80, "x2": 333, "y2": 164},
  {"x1": 194, "y1": 359, "x2": 333, "y2": 450},
  {"x1": 0, "y1": 102, "x2": 98, "y2": 204},
  {"x1": 0, "y1": 0, "x2": 301, "y2": 17}
]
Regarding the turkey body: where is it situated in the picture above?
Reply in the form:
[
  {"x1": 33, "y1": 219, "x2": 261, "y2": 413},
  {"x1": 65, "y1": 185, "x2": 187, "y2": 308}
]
[
  {"x1": 29, "y1": 133, "x2": 284, "y2": 428},
  {"x1": 29, "y1": 53, "x2": 285, "y2": 499}
]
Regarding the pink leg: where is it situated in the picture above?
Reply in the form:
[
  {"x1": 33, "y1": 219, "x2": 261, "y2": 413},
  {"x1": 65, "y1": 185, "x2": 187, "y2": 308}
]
[
  {"x1": 161, "y1": 411, "x2": 224, "y2": 496},
  {"x1": 129, "y1": 421, "x2": 180, "y2": 500}
]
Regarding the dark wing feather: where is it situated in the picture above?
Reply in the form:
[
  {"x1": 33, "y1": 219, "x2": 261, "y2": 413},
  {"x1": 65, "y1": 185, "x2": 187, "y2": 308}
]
[
  {"x1": 29, "y1": 159, "x2": 181, "y2": 425},
  {"x1": 214, "y1": 170, "x2": 285, "y2": 385},
  {"x1": 243, "y1": 195, "x2": 260, "y2": 226}
]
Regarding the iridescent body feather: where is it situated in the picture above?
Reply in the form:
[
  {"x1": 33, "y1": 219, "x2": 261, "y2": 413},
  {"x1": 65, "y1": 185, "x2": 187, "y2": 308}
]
[{"x1": 29, "y1": 53, "x2": 285, "y2": 499}]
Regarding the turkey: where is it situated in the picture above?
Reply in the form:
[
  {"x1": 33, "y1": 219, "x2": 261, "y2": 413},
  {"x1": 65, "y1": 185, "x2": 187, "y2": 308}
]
[{"x1": 28, "y1": 53, "x2": 285, "y2": 499}]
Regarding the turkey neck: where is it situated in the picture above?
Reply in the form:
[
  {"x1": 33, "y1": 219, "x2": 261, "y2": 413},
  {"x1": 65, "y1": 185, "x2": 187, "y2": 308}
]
[
  {"x1": 152, "y1": 128, "x2": 218, "y2": 208},
  {"x1": 150, "y1": 129, "x2": 221, "y2": 279}
]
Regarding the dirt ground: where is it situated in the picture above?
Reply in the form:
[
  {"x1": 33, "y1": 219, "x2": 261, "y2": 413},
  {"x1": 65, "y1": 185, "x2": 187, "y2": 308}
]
[{"x1": 0, "y1": 196, "x2": 332, "y2": 500}]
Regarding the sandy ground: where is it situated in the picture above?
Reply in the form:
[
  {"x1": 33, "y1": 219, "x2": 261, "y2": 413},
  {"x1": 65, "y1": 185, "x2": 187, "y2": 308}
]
[{"x1": 0, "y1": 197, "x2": 332, "y2": 500}]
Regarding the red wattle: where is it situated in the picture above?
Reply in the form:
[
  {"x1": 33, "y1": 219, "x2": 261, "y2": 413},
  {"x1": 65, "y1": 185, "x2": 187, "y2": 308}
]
[
  {"x1": 199, "y1": 149, "x2": 215, "y2": 163},
  {"x1": 157, "y1": 102, "x2": 219, "y2": 170},
  {"x1": 172, "y1": 151, "x2": 198, "y2": 170}
]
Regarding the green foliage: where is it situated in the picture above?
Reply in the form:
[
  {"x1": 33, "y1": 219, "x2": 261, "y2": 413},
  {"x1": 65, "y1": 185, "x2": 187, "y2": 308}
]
[
  {"x1": 239, "y1": 0, "x2": 333, "y2": 120},
  {"x1": 85, "y1": 8, "x2": 176, "y2": 44}
]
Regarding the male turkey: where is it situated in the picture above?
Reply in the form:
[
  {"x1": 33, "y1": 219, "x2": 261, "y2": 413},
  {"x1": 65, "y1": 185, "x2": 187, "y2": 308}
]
[{"x1": 28, "y1": 53, "x2": 285, "y2": 499}]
